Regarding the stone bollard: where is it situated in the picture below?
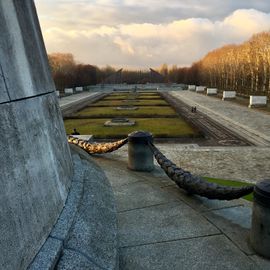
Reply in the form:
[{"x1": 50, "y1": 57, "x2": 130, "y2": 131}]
[
  {"x1": 128, "y1": 131, "x2": 154, "y2": 172},
  {"x1": 250, "y1": 179, "x2": 270, "y2": 258}
]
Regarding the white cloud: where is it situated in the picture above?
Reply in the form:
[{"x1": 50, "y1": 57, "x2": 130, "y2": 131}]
[
  {"x1": 35, "y1": 4, "x2": 270, "y2": 68},
  {"x1": 113, "y1": 37, "x2": 135, "y2": 55},
  {"x1": 222, "y1": 9, "x2": 270, "y2": 37}
]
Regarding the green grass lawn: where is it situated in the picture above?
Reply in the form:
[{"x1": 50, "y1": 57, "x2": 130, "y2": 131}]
[
  {"x1": 91, "y1": 99, "x2": 169, "y2": 107},
  {"x1": 64, "y1": 117, "x2": 200, "y2": 139},
  {"x1": 74, "y1": 106, "x2": 177, "y2": 117},
  {"x1": 204, "y1": 177, "x2": 254, "y2": 201}
]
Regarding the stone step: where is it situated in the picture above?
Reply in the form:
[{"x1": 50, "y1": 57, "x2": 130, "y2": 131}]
[{"x1": 29, "y1": 145, "x2": 119, "y2": 270}]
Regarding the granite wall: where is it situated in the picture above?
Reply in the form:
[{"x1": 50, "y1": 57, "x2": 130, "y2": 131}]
[{"x1": 0, "y1": 1, "x2": 73, "y2": 269}]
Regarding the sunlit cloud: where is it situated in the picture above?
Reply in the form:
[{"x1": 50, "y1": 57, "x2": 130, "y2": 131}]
[{"x1": 34, "y1": 0, "x2": 270, "y2": 68}]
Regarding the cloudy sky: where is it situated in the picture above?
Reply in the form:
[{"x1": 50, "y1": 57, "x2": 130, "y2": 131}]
[{"x1": 34, "y1": 0, "x2": 270, "y2": 69}]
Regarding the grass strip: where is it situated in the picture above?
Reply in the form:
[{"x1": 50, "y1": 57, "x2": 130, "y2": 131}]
[{"x1": 204, "y1": 177, "x2": 254, "y2": 201}]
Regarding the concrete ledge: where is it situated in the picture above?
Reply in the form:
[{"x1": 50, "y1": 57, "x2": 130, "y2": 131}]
[
  {"x1": 28, "y1": 145, "x2": 119, "y2": 270},
  {"x1": 65, "y1": 88, "x2": 74, "y2": 95},
  {"x1": 222, "y1": 91, "x2": 236, "y2": 100},
  {"x1": 196, "y1": 86, "x2": 205, "y2": 92},
  {"x1": 188, "y1": 85, "x2": 196, "y2": 91},
  {"x1": 207, "y1": 88, "x2": 218, "y2": 95},
  {"x1": 60, "y1": 92, "x2": 107, "y2": 117},
  {"x1": 249, "y1": 96, "x2": 267, "y2": 108}
]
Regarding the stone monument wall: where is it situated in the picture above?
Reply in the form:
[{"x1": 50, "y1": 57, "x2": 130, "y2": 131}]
[{"x1": 0, "y1": 1, "x2": 73, "y2": 269}]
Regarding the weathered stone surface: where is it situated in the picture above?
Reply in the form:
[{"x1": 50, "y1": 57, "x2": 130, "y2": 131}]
[
  {"x1": 118, "y1": 201, "x2": 219, "y2": 247},
  {"x1": 57, "y1": 249, "x2": 102, "y2": 270},
  {"x1": 65, "y1": 88, "x2": 74, "y2": 94},
  {"x1": 0, "y1": 0, "x2": 55, "y2": 101},
  {"x1": 250, "y1": 183, "x2": 270, "y2": 258},
  {"x1": 50, "y1": 155, "x2": 84, "y2": 240},
  {"x1": 120, "y1": 235, "x2": 257, "y2": 270},
  {"x1": 58, "y1": 155, "x2": 118, "y2": 270},
  {"x1": 196, "y1": 86, "x2": 205, "y2": 92},
  {"x1": 0, "y1": 2, "x2": 73, "y2": 269},
  {"x1": 28, "y1": 237, "x2": 63, "y2": 270},
  {"x1": 114, "y1": 181, "x2": 177, "y2": 212},
  {"x1": 250, "y1": 255, "x2": 270, "y2": 270},
  {"x1": 188, "y1": 85, "x2": 196, "y2": 90},
  {"x1": 203, "y1": 205, "x2": 253, "y2": 255},
  {"x1": 207, "y1": 88, "x2": 218, "y2": 95},
  {"x1": 222, "y1": 91, "x2": 236, "y2": 100},
  {"x1": 29, "y1": 147, "x2": 119, "y2": 269},
  {"x1": 249, "y1": 96, "x2": 267, "y2": 107},
  {"x1": 0, "y1": 93, "x2": 72, "y2": 270},
  {"x1": 104, "y1": 118, "x2": 135, "y2": 126},
  {"x1": 0, "y1": 71, "x2": 9, "y2": 104},
  {"x1": 75, "y1": 86, "x2": 83, "y2": 91},
  {"x1": 128, "y1": 131, "x2": 154, "y2": 172}
]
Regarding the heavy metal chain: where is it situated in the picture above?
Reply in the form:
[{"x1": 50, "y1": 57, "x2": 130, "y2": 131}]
[
  {"x1": 68, "y1": 136, "x2": 128, "y2": 154},
  {"x1": 148, "y1": 142, "x2": 254, "y2": 200}
]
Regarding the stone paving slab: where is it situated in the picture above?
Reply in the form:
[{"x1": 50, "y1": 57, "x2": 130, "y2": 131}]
[
  {"x1": 114, "y1": 181, "x2": 178, "y2": 212},
  {"x1": 203, "y1": 205, "x2": 253, "y2": 255},
  {"x1": 120, "y1": 235, "x2": 257, "y2": 270},
  {"x1": 118, "y1": 201, "x2": 219, "y2": 247}
]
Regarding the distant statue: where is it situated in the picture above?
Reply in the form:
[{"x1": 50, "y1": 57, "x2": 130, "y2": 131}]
[{"x1": 71, "y1": 128, "x2": 80, "y2": 135}]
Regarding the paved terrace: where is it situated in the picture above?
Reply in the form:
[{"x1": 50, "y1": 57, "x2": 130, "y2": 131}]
[
  {"x1": 96, "y1": 152, "x2": 270, "y2": 270},
  {"x1": 58, "y1": 89, "x2": 270, "y2": 269}
]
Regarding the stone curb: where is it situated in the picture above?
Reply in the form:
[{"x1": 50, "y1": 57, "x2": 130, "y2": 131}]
[{"x1": 28, "y1": 145, "x2": 118, "y2": 270}]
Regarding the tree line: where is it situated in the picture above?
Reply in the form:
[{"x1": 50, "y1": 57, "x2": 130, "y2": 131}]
[
  {"x1": 48, "y1": 31, "x2": 270, "y2": 98},
  {"x1": 48, "y1": 53, "x2": 164, "y2": 90},
  {"x1": 160, "y1": 31, "x2": 270, "y2": 98}
]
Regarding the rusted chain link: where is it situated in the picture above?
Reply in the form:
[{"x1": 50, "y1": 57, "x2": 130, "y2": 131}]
[
  {"x1": 68, "y1": 136, "x2": 128, "y2": 154},
  {"x1": 148, "y1": 142, "x2": 254, "y2": 200}
]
